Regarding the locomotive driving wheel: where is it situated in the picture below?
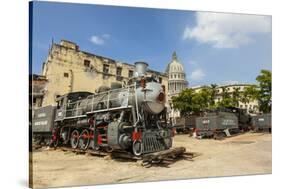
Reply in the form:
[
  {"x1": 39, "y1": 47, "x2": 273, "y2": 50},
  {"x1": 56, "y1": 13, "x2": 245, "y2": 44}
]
[
  {"x1": 53, "y1": 139, "x2": 59, "y2": 148},
  {"x1": 79, "y1": 129, "x2": 90, "y2": 150},
  {"x1": 132, "y1": 140, "x2": 143, "y2": 156},
  {"x1": 70, "y1": 130, "x2": 80, "y2": 149}
]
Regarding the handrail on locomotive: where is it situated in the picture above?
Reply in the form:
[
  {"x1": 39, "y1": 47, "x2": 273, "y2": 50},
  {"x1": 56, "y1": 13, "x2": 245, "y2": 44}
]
[{"x1": 56, "y1": 83, "x2": 138, "y2": 120}]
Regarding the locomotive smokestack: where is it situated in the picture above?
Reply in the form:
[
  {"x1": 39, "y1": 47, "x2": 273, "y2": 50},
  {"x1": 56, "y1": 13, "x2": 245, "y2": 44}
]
[{"x1": 134, "y1": 62, "x2": 148, "y2": 77}]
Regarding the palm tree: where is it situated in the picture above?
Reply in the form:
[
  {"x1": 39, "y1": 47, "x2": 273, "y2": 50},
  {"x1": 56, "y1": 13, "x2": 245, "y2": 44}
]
[
  {"x1": 241, "y1": 85, "x2": 259, "y2": 112},
  {"x1": 256, "y1": 70, "x2": 271, "y2": 113},
  {"x1": 232, "y1": 87, "x2": 241, "y2": 107},
  {"x1": 210, "y1": 84, "x2": 218, "y2": 108},
  {"x1": 240, "y1": 88, "x2": 250, "y2": 109},
  {"x1": 218, "y1": 86, "x2": 233, "y2": 108}
]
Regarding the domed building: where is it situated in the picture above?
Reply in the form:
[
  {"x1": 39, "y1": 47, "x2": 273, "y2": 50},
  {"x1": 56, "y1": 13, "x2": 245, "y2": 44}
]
[
  {"x1": 165, "y1": 52, "x2": 188, "y2": 95},
  {"x1": 165, "y1": 52, "x2": 188, "y2": 124}
]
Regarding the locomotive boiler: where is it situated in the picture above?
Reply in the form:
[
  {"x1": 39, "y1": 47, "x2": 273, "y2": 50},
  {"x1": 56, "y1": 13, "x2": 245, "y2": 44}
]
[{"x1": 32, "y1": 62, "x2": 173, "y2": 156}]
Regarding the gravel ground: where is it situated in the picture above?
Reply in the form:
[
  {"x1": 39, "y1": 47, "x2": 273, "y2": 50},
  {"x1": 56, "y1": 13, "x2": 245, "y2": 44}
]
[{"x1": 30, "y1": 132, "x2": 272, "y2": 188}]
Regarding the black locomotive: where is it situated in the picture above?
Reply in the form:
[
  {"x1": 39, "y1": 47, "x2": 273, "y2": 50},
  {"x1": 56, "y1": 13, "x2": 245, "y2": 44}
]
[{"x1": 32, "y1": 62, "x2": 174, "y2": 156}]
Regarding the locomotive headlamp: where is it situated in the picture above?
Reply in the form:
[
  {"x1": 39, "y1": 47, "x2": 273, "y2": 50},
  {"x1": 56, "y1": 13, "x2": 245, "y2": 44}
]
[{"x1": 157, "y1": 92, "x2": 165, "y2": 102}]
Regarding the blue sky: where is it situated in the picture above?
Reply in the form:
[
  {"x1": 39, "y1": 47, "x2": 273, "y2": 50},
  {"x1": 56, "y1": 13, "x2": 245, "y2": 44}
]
[{"x1": 31, "y1": 1, "x2": 272, "y2": 87}]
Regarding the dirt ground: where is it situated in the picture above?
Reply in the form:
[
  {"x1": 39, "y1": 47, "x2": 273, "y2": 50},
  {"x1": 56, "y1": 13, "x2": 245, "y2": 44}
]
[{"x1": 30, "y1": 132, "x2": 272, "y2": 188}]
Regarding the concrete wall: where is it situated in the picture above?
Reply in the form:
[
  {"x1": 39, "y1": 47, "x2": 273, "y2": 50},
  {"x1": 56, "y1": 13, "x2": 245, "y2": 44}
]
[{"x1": 41, "y1": 40, "x2": 168, "y2": 106}]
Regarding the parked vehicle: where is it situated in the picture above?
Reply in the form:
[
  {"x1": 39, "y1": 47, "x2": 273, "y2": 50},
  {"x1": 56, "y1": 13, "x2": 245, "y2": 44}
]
[
  {"x1": 173, "y1": 107, "x2": 251, "y2": 138},
  {"x1": 173, "y1": 114, "x2": 200, "y2": 134},
  {"x1": 252, "y1": 113, "x2": 272, "y2": 132},
  {"x1": 195, "y1": 110, "x2": 239, "y2": 138}
]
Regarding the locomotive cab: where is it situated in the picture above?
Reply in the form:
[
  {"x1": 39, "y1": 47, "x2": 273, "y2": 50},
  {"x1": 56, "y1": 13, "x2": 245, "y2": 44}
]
[
  {"x1": 224, "y1": 107, "x2": 252, "y2": 131},
  {"x1": 55, "y1": 92, "x2": 93, "y2": 120}
]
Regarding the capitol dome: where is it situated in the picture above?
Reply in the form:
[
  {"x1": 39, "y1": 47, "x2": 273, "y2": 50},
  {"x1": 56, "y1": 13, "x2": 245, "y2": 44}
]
[
  {"x1": 167, "y1": 56, "x2": 184, "y2": 73},
  {"x1": 165, "y1": 52, "x2": 188, "y2": 95}
]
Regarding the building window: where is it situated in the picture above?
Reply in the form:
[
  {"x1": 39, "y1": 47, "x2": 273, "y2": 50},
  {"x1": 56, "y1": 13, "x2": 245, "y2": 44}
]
[
  {"x1": 159, "y1": 77, "x2": 162, "y2": 84},
  {"x1": 64, "y1": 73, "x2": 69, "y2": 78},
  {"x1": 103, "y1": 64, "x2": 109, "y2": 73},
  {"x1": 128, "y1": 70, "x2": 134, "y2": 78},
  {"x1": 116, "y1": 67, "x2": 122, "y2": 81},
  {"x1": 84, "y1": 59, "x2": 90, "y2": 67},
  {"x1": 103, "y1": 64, "x2": 110, "y2": 79},
  {"x1": 240, "y1": 105, "x2": 243, "y2": 108},
  {"x1": 116, "y1": 67, "x2": 122, "y2": 76}
]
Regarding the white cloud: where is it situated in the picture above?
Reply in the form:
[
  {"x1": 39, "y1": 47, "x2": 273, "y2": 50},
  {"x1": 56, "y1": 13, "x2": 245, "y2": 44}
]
[
  {"x1": 190, "y1": 69, "x2": 205, "y2": 80},
  {"x1": 91, "y1": 36, "x2": 105, "y2": 45},
  {"x1": 90, "y1": 34, "x2": 110, "y2": 45},
  {"x1": 188, "y1": 60, "x2": 197, "y2": 65},
  {"x1": 102, "y1": 34, "x2": 110, "y2": 39},
  {"x1": 183, "y1": 12, "x2": 271, "y2": 48}
]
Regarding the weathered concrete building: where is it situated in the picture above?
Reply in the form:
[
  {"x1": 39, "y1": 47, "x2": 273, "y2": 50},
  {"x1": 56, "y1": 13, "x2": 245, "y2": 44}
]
[
  {"x1": 192, "y1": 83, "x2": 259, "y2": 114},
  {"x1": 39, "y1": 40, "x2": 168, "y2": 106}
]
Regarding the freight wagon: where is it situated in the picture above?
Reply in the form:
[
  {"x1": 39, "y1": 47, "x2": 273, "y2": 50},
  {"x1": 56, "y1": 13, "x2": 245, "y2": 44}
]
[
  {"x1": 252, "y1": 113, "x2": 271, "y2": 132},
  {"x1": 32, "y1": 105, "x2": 56, "y2": 145},
  {"x1": 173, "y1": 115, "x2": 199, "y2": 134},
  {"x1": 195, "y1": 111, "x2": 239, "y2": 138}
]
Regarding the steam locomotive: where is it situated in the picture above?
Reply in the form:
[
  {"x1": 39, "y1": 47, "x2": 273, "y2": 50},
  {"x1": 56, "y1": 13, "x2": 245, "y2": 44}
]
[{"x1": 32, "y1": 62, "x2": 173, "y2": 156}]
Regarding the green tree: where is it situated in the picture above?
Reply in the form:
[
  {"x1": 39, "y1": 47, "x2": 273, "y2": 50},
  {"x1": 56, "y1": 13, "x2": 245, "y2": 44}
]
[
  {"x1": 241, "y1": 85, "x2": 259, "y2": 112},
  {"x1": 209, "y1": 84, "x2": 218, "y2": 108},
  {"x1": 218, "y1": 86, "x2": 234, "y2": 108},
  {"x1": 172, "y1": 88, "x2": 195, "y2": 116},
  {"x1": 193, "y1": 87, "x2": 212, "y2": 112},
  {"x1": 232, "y1": 87, "x2": 241, "y2": 107},
  {"x1": 256, "y1": 70, "x2": 272, "y2": 113},
  {"x1": 240, "y1": 88, "x2": 250, "y2": 107},
  {"x1": 172, "y1": 87, "x2": 212, "y2": 115},
  {"x1": 244, "y1": 85, "x2": 259, "y2": 102},
  {"x1": 200, "y1": 87, "x2": 212, "y2": 108}
]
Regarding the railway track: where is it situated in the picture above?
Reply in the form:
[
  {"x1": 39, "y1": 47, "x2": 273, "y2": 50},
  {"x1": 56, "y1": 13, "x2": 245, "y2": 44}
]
[
  {"x1": 33, "y1": 144, "x2": 199, "y2": 168},
  {"x1": 212, "y1": 129, "x2": 248, "y2": 140}
]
